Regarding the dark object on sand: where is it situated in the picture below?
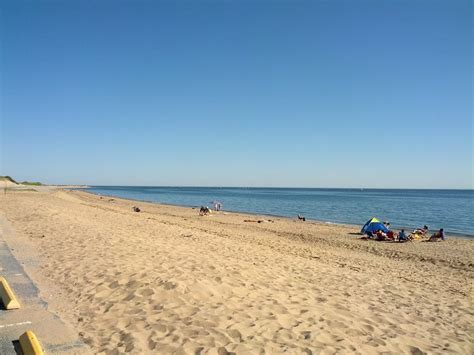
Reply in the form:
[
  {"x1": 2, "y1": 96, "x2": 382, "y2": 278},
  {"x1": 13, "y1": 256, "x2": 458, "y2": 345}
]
[
  {"x1": 297, "y1": 214, "x2": 306, "y2": 221},
  {"x1": 199, "y1": 206, "x2": 211, "y2": 215},
  {"x1": 244, "y1": 219, "x2": 265, "y2": 223},
  {"x1": 398, "y1": 229, "x2": 408, "y2": 242},
  {"x1": 132, "y1": 206, "x2": 141, "y2": 212},
  {"x1": 429, "y1": 228, "x2": 445, "y2": 242}
]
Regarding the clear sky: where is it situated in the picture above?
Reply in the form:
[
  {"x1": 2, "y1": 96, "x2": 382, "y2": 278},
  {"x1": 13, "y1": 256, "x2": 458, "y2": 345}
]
[{"x1": 0, "y1": 0, "x2": 472, "y2": 188}]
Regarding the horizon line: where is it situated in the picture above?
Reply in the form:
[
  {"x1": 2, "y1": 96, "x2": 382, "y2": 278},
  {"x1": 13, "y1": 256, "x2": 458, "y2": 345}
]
[{"x1": 73, "y1": 185, "x2": 474, "y2": 191}]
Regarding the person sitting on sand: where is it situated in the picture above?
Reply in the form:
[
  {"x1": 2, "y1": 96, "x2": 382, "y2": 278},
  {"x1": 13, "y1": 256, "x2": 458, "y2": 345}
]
[
  {"x1": 429, "y1": 228, "x2": 445, "y2": 242},
  {"x1": 386, "y1": 230, "x2": 395, "y2": 240},
  {"x1": 199, "y1": 206, "x2": 211, "y2": 216},
  {"x1": 375, "y1": 230, "x2": 387, "y2": 241},
  {"x1": 398, "y1": 229, "x2": 408, "y2": 242},
  {"x1": 414, "y1": 225, "x2": 429, "y2": 235}
]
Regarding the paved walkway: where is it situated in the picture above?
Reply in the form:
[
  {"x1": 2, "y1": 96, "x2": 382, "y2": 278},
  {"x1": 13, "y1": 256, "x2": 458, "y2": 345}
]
[{"x1": 0, "y1": 215, "x2": 90, "y2": 354}]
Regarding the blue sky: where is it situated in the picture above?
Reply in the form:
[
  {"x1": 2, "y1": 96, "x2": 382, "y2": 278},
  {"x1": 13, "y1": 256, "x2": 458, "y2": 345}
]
[{"x1": 1, "y1": 0, "x2": 472, "y2": 188}]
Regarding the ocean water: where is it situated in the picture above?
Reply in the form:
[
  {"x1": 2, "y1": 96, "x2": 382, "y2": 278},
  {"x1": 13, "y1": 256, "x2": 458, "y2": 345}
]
[{"x1": 83, "y1": 187, "x2": 474, "y2": 237}]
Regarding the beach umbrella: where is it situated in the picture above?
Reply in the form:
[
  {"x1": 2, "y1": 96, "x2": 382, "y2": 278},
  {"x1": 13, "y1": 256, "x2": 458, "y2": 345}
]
[{"x1": 361, "y1": 217, "x2": 389, "y2": 234}]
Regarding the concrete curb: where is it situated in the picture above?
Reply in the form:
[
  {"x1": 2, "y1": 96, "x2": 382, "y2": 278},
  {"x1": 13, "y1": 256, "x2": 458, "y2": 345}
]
[
  {"x1": 0, "y1": 214, "x2": 91, "y2": 354},
  {"x1": 19, "y1": 330, "x2": 44, "y2": 355},
  {"x1": 0, "y1": 277, "x2": 21, "y2": 310}
]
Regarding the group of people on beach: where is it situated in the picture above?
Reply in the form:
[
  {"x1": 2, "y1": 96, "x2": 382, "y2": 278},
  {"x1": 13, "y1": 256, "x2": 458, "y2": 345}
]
[
  {"x1": 199, "y1": 201, "x2": 223, "y2": 216},
  {"x1": 198, "y1": 201, "x2": 448, "y2": 243},
  {"x1": 368, "y1": 223, "x2": 446, "y2": 242}
]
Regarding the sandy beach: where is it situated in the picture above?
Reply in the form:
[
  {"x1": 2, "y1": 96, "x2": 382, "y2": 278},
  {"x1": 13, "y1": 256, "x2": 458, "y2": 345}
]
[{"x1": 0, "y1": 188, "x2": 472, "y2": 354}]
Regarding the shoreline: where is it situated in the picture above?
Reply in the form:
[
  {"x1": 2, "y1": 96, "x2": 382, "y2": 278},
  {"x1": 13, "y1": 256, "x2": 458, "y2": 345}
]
[
  {"x1": 75, "y1": 187, "x2": 474, "y2": 239},
  {"x1": 76, "y1": 188, "x2": 357, "y2": 226}
]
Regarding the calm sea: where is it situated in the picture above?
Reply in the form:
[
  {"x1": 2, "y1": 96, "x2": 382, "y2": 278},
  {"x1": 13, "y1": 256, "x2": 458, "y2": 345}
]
[{"x1": 83, "y1": 187, "x2": 474, "y2": 237}]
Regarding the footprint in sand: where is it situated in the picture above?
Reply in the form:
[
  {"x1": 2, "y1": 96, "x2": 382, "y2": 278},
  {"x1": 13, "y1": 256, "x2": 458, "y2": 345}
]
[
  {"x1": 159, "y1": 281, "x2": 177, "y2": 290},
  {"x1": 300, "y1": 331, "x2": 312, "y2": 340},
  {"x1": 109, "y1": 280, "x2": 120, "y2": 289},
  {"x1": 315, "y1": 331, "x2": 338, "y2": 344},
  {"x1": 345, "y1": 328, "x2": 364, "y2": 337},
  {"x1": 362, "y1": 324, "x2": 374, "y2": 332},
  {"x1": 227, "y1": 329, "x2": 242, "y2": 342},
  {"x1": 138, "y1": 288, "x2": 154, "y2": 297}
]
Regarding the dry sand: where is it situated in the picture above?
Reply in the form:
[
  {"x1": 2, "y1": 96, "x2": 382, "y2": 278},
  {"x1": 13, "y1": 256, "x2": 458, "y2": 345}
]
[
  {"x1": 0, "y1": 189, "x2": 472, "y2": 354},
  {"x1": 0, "y1": 177, "x2": 86, "y2": 192}
]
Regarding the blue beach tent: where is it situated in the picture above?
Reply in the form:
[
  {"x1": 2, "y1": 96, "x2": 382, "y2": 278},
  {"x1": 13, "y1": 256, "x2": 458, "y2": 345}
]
[{"x1": 361, "y1": 217, "x2": 389, "y2": 234}]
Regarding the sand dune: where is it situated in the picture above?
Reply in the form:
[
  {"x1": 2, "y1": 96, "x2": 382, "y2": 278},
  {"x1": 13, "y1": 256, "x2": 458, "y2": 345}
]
[{"x1": 0, "y1": 189, "x2": 472, "y2": 354}]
